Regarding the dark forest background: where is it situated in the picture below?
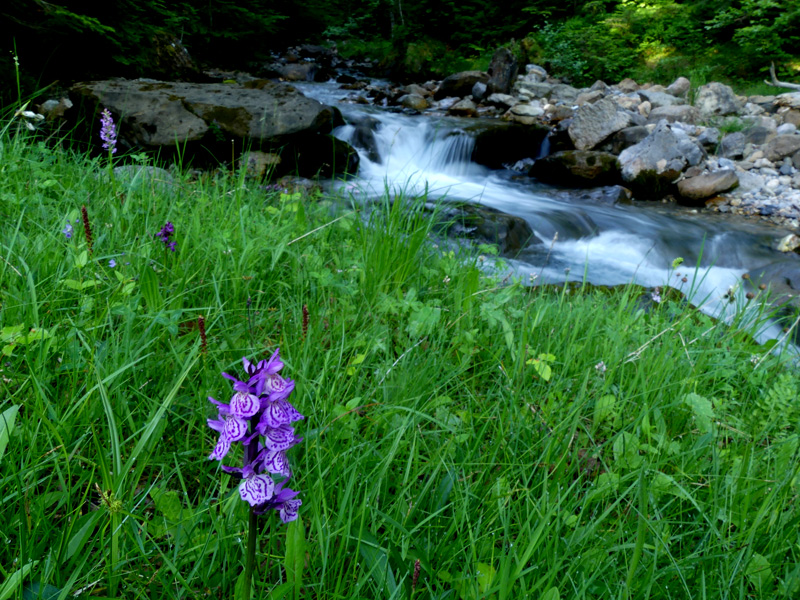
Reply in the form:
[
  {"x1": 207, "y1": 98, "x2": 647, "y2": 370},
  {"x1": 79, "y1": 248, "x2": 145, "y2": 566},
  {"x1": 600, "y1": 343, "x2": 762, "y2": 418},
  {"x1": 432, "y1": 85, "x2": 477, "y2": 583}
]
[{"x1": 1, "y1": 0, "x2": 799, "y2": 107}]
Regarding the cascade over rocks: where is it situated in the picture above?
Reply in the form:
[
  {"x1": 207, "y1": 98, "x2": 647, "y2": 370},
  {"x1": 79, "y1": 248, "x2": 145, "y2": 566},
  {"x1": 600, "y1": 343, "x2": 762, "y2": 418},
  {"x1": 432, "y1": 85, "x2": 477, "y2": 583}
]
[{"x1": 70, "y1": 78, "x2": 358, "y2": 176}]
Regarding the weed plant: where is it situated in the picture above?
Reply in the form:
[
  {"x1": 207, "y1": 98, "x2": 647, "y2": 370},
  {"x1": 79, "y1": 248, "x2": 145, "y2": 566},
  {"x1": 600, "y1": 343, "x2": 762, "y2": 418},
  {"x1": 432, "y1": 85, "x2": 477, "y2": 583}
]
[{"x1": 1, "y1": 126, "x2": 800, "y2": 600}]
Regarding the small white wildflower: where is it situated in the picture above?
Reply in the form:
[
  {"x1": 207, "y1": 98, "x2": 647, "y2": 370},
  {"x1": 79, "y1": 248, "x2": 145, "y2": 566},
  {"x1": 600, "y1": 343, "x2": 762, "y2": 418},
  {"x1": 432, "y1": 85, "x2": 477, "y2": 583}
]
[
  {"x1": 595, "y1": 361, "x2": 606, "y2": 373},
  {"x1": 443, "y1": 276, "x2": 451, "y2": 285},
  {"x1": 750, "y1": 354, "x2": 758, "y2": 365}
]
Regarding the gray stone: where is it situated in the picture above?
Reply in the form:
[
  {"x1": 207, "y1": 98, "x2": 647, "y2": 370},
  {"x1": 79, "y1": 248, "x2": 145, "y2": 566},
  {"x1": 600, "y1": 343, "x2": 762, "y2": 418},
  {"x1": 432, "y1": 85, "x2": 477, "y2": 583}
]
[
  {"x1": 764, "y1": 135, "x2": 800, "y2": 161},
  {"x1": 486, "y1": 48, "x2": 518, "y2": 96},
  {"x1": 568, "y1": 97, "x2": 634, "y2": 150},
  {"x1": 506, "y1": 103, "x2": 545, "y2": 125},
  {"x1": 616, "y1": 78, "x2": 640, "y2": 93},
  {"x1": 743, "y1": 126, "x2": 776, "y2": 146},
  {"x1": 404, "y1": 83, "x2": 430, "y2": 97},
  {"x1": 70, "y1": 78, "x2": 341, "y2": 148},
  {"x1": 697, "y1": 127, "x2": 720, "y2": 148},
  {"x1": 576, "y1": 90, "x2": 605, "y2": 106},
  {"x1": 694, "y1": 82, "x2": 743, "y2": 119},
  {"x1": 647, "y1": 105, "x2": 700, "y2": 124},
  {"x1": 472, "y1": 82, "x2": 488, "y2": 101},
  {"x1": 400, "y1": 93, "x2": 429, "y2": 111},
  {"x1": 435, "y1": 71, "x2": 489, "y2": 100},
  {"x1": 448, "y1": 98, "x2": 478, "y2": 117},
  {"x1": 677, "y1": 169, "x2": 739, "y2": 201},
  {"x1": 602, "y1": 126, "x2": 649, "y2": 154},
  {"x1": 638, "y1": 89, "x2": 683, "y2": 108},
  {"x1": 665, "y1": 77, "x2": 690, "y2": 97},
  {"x1": 720, "y1": 132, "x2": 746, "y2": 159},
  {"x1": 524, "y1": 64, "x2": 548, "y2": 81},
  {"x1": 777, "y1": 123, "x2": 798, "y2": 135},
  {"x1": 617, "y1": 121, "x2": 706, "y2": 196},
  {"x1": 549, "y1": 84, "x2": 580, "y2": 105},
  {"x1": 485, "y1": 93, "x2": 518, "y2": 109},
  {"x1": 516, "y1": 82, "x2": 553, "y2": 99},
  {"x1": 780, "y1": 163, "x2": 795, "y2": 176}
]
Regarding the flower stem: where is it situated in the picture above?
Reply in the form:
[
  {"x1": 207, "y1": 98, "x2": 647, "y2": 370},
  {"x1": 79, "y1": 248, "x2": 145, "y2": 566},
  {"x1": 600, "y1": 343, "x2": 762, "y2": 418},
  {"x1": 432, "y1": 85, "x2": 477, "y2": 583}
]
[{"x1": 243, "y1": 506, "x2": 258, "y2": 599}]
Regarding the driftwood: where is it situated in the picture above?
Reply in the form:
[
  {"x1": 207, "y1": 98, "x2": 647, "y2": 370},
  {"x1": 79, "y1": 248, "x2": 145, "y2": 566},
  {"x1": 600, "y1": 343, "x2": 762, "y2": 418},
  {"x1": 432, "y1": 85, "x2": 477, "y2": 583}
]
[{"x1": 766, "y1": 62, "x2": 800, "y2": 91}]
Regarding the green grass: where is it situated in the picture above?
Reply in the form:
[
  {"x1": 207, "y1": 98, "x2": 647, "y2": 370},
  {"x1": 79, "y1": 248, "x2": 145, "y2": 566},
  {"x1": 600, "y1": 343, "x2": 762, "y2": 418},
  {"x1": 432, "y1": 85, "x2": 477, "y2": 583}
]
[{"x1": 1, "y1": 120, "x2": 800, "y2": 600}]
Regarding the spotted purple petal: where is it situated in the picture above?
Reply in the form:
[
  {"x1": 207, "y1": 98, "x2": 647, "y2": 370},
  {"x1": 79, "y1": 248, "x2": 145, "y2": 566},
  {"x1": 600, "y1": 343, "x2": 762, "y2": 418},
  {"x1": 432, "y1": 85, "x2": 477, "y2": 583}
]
[
  {"x1": 264, "y1": 375, "x2": 294, "y2": 401},
  {"x1": 230, "y1": 391, "x2": 260, "y2": 419},
  {"x1": 222, "y1": 415, "x2": 248, "y2": 441},
  {"x1": 262, "y1": 448, "x2": 290, "y2": 476},
  {"x1": 279, "y1": 499, "x2": 302, "y2": 523},
  {"x1": 209, "y1": 436, "x2": 232, "y2": 461},
  {"x1": 281, "y1": 400, "x2": 305, "y2": 422},
  {"x1": 239, "y1": 473, "x2": 275, "y2": 506},
  {"x1": 259, "y1": 399, "x2": 289, "y2": 429},
  {"x1": 263, "y1": 424, "x2": 297, "y2": 451}
]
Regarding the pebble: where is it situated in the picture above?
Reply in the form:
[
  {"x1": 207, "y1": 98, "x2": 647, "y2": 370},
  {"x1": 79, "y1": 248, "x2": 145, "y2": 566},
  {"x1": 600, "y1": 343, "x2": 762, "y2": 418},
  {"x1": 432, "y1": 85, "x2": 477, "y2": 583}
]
[
  {"x1": 780, "y1": 163, "x2": 795, "y2": 176},
  {"x1": 754, "y1": 158, "x2": 775, "y2": 169},
  {"x1": 761, "y1": 167, "x2": 779, "y2": 176},
  {"x1": 776, "y1": 123, "x2": 798, "y2": 135}
]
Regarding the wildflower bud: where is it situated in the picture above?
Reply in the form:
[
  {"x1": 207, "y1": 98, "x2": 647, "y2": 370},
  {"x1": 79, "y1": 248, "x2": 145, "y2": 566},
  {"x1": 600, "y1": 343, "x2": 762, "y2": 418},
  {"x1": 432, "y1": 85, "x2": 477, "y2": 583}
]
[
  {"x1": 412, "y1": 559, "x2": 421, "y2": 593},
  {"x1": 759, "y1": 283, "x2": 766, "y2": 290},
  {"x1": 742, "y1": 273, "x2": 750, "y2": 280},
  {"x1": 81, "y1": 205, "x2": 94, "y2": 255},
  {"x1": 198, "y1": 315, "x2": 207, "y2": 355},
  {"x1": 745, "y1": 292, "x2": 755, "y2": 300}
]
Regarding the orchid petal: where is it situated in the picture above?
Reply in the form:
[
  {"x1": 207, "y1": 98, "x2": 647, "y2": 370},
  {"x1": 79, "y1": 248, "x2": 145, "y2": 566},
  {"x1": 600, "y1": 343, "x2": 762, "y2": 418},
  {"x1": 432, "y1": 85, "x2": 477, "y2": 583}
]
[
  {"x1": 230, "y1": 391, "x2": 260, "y2": 418},
  {"x1": 209, "y1": 437, "x2": 231, "y2": 461},
  {"x1": 263, "y1": 424, "x2": 297, "y2": 451},
  {"x1": 239, "y1": 474, "x2": 275, "y2": 506}
]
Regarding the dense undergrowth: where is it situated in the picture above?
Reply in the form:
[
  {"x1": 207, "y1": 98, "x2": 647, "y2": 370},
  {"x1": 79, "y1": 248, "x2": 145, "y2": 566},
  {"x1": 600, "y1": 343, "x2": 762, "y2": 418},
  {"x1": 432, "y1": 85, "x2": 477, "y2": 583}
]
[{"x1": 1, "y1": 122, "x2": 800, "y2": 599}]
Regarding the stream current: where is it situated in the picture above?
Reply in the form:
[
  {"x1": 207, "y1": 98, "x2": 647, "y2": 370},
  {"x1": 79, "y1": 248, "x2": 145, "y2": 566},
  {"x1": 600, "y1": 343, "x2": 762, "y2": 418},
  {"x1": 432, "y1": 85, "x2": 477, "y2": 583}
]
[{"x1": 295, "y1": 81, "x2": 795, "y2": 342}]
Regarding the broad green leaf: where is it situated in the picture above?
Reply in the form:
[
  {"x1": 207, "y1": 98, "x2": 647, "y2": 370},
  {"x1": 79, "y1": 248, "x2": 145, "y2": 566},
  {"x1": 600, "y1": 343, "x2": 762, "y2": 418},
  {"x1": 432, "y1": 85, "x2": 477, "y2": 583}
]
[
  {"x1": 746, "y1": 553, "x2": 773, "y2": 591},
  {"x1": 683, "y1": 392, "x2": 714, "y2": 434},
  {"x1": 284, "y1": 516, "x2": 306, "y2": 599},
  {"x1": 474, "y1": 562, "x2": 496, "y2": 594},
  {"x1": 613, "y1": 431, "x2": 643, "y2": 469},
  {"x1": 0, "y1": 561, "x2": 38, "y2": 600},
  {"x1": 541, "y1": 587, "x2": 560, "y2": 600},
  {"x1": 0, "y1": 404, "x2": 20, "y2": 464},
  {"x1": 593, "y1": 394, "x2": 617, "y2": 428},
  {"x1": 75, "y1": 250, "x2": 88, "y2": 268},
  {"x1": 140, "y1": 266, "x2": 163, "y2": 311}
]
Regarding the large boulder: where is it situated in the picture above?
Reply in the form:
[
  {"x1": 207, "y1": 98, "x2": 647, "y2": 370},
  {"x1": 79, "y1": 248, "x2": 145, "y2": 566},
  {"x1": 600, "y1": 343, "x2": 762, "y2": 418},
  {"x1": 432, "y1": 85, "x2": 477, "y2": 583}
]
[
  {"x1": 486, "y1": 48, "x2": 519, "y2": 96},
  {"x1": 676, "y1": 169, "x2": 739, "y2": 202},
  {"x1": 638, "y1": 89, "x2": 684, "y2": 109},
  {"x1": 694, "y1": 82, "x2": 743, "y2": 119},
  {"x1": 529, "y1": 151, "x2": 621, "y2": 187},
  {"x1": 568, "y1": 97, "x2": 635, "y2": 150},
  {"x1": 617, "y1": 121, "x2": 706, "y2": 197},
  {"x1": 435, "y1": 71, "x2": 490, "y2": 100},
  {"x1": 70, "y1": 78, "x2": 354, "y2": 175}
]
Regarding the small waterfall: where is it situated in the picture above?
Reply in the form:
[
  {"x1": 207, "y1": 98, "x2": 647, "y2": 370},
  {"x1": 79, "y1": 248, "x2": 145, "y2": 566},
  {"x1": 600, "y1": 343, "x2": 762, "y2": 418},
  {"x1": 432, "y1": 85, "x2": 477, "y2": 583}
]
[
  {"x1": 429, "y1": 131, "x2": 476, "y2": 176},
  {"x1": 536, "y1": 134, "x2": 551, "y2": 160}
]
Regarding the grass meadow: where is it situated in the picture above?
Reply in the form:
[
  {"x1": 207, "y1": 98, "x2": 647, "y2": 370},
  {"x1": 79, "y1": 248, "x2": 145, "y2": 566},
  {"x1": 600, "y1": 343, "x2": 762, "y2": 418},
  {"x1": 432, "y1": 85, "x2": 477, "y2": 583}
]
[{"x1": 1, "y1": 122, "x2": 800, "y2": 600}]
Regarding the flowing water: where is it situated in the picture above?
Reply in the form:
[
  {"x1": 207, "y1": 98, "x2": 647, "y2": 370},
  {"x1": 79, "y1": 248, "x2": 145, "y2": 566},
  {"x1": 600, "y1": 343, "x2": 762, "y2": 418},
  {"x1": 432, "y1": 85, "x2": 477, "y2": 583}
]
[{"x1": 295, "y1": 81, "x2": 796, "y2": 341}]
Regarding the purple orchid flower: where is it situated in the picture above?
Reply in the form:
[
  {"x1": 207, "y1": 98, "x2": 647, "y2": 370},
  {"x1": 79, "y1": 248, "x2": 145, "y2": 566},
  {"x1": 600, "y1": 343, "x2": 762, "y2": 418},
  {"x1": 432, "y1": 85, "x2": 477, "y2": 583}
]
[{"x1": 208, "y1": 348, "x2": 303, "y2": 522}]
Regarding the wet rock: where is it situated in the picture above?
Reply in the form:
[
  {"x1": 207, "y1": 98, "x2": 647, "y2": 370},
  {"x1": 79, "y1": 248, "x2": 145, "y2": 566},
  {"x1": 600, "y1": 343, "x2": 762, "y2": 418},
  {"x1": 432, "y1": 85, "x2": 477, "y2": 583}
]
[
  {"x1": 697, "y1": 127, "x2": 720, "y2": 149},
  {"x1": 505, "y1": 103, "x2": 545, "y2": 125},
  {"x1": 743, "y1": 126, "x2": 776, "y2": 146},
  {"x1": 549, "y1": 84, "x2": 580, "y2": 105},
  {"x1": 486, "y1": 48, "x2": 519, "y2": 96},
  {"x1": 745, "y1": 261, "x2": 800, "y2": 312},
  {"x1": 400, "y1": 93, "x2": 429, "y2": 111},
  {"x1": 448, "y1": 98, "x2": 478, "y2": 117},
  {"x1": 350, "y1": 116, "x2": 381, "y2": 164},
  {"x1": 435, "y1": 71, "x2": 489, "y2": 100},
  {"x1": 516, "y1": 81, "x2": 554, "y2": 100},
  {"x1": 576, "y1": 185, "x2": 633, "y2": 204},
  {"x1": 678, "y1": 169, "x2": 738, "y2": 202},
  {"x1": 467, "y1": 121, "x2": 549, "y2": 169},
  {"x1": 485, "y1": 93, "x2": 518, "y2": 110},
  {"x1": 777, "y1": 234, "x2": 800, "y2": 253},
  {"x1": 472, "y1": 82, "x2": 488, "y2": 101},
  {"x1": 529, "y1": 150, "x2": 621, "y2": 187},
  {"x1": 433, "y1": 202, "x2": 536, "y2": 255},
  {"x1": 568, "y1": 97, "x2": 635, "y2": 150}
]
